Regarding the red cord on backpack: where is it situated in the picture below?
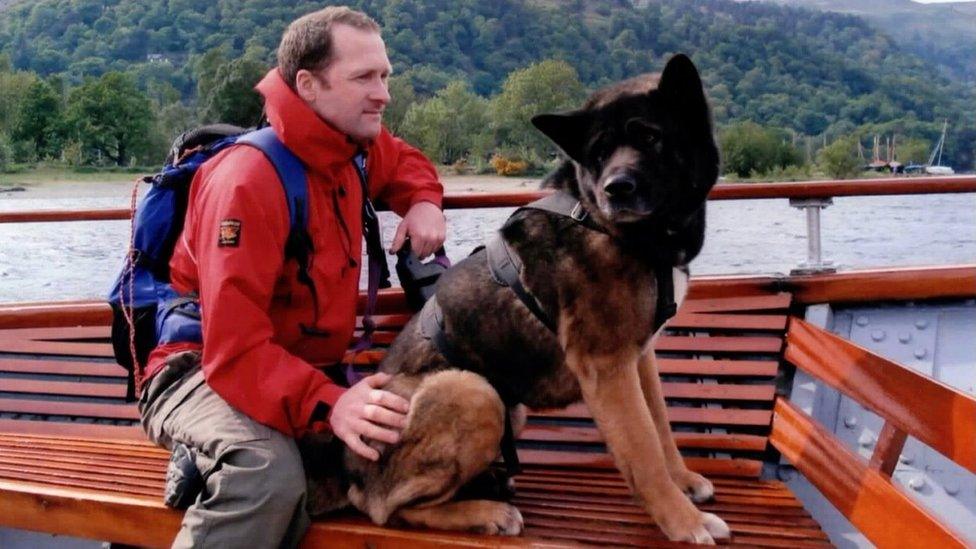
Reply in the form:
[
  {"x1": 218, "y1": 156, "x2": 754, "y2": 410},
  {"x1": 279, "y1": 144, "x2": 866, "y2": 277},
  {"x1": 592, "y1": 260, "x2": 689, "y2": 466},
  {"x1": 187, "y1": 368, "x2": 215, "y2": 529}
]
[{"x1": 122, "y1": 177, "x2": 144, "y2": 394}]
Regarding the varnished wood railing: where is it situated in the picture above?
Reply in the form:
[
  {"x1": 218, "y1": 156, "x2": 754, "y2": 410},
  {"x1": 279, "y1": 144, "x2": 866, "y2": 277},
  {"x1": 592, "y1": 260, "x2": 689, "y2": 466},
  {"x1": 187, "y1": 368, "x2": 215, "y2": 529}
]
[
  {"x1": 772, "y1": 317, "x2": 976, "y2": 548},
  {"x1": 1, "y1": 175, "x2": 974, "y2": 224}
]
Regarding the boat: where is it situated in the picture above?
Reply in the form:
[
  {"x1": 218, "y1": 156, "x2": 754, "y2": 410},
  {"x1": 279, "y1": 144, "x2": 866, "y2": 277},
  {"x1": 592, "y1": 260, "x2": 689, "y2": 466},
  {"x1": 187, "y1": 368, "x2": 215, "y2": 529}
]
[
  {"x1": 924, "y1": 120, "x2": 955, "y2": 175},
  {"x1": 0, "y1": 175, "x2": 974, "y2": 548}
]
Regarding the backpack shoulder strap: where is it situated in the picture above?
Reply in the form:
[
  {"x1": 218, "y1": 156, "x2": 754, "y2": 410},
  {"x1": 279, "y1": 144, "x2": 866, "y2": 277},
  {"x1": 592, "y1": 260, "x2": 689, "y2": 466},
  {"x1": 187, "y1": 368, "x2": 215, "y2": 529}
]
[
  {"x1": 236, "y1": 127, "x2": 308, "y2": 235},
  {"x1": 236, "y1": 128, "x2": 320, "y2": 315}
]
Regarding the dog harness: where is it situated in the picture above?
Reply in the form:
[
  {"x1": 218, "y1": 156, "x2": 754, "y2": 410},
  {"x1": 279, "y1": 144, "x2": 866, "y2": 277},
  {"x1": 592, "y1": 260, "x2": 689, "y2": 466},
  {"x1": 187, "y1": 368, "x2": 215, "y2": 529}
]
[{"x1": 419, "y1": 191, "x2": 682, "y2": 475}]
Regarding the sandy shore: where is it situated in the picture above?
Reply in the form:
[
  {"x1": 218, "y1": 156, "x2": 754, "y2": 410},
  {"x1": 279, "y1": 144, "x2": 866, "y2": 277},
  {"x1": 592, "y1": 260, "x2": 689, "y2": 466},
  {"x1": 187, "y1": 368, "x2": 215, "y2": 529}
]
[{"x1": 0, "y1": 173, "x2": 542, "y2": 200}]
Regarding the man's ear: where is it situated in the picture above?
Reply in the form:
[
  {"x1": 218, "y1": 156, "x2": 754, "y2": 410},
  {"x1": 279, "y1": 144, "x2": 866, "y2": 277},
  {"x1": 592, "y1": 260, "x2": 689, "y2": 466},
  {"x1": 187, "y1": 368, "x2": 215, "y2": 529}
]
[
  {"x1": 531, "y1": 111, "x2": 592, "y2": 162},
  {"x1": 293, "y1": 69, "x2": 318, "y2": 103}
]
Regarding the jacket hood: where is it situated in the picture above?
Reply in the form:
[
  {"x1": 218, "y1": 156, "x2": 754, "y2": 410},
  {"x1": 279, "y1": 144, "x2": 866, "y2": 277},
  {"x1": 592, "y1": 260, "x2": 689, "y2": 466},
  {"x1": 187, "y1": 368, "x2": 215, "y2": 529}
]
[{"x1": 255, "y1": 68, "x2": 359, "y2": 175}]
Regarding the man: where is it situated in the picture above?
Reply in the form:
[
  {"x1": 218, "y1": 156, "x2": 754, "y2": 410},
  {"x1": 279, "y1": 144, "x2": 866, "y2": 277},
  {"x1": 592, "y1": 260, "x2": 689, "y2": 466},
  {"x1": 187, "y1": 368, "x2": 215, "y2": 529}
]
[{"x1": 138, "y1": 7, "x2": 445, "y2": 548}]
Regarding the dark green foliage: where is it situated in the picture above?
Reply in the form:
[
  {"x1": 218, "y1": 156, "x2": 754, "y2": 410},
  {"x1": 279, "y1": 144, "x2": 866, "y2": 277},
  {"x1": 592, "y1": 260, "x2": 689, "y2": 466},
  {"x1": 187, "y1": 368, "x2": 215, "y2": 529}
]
[
  {"x1": 65, "y1": 71, "x2": 153, "y2": 166},
  {"x1": 12, "y1": 78, "x2": 63, "y2": 160},
  {"x1": 198, "y1": 56, "x2": 268, "y2": 127},
  {"x1": 720, "y1": 122, "x2": 803, "y2": 178},
  {"x1": 0, "y1": 0, "x2": 973, "y2": 170},
  {"x1": 818, "y1": 135, "x2": 861, "y2": 179}
]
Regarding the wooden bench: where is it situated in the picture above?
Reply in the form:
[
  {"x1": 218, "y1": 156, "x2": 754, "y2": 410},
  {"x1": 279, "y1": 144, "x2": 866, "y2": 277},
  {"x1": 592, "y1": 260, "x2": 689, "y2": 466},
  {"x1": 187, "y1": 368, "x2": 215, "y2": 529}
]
[{"x1": 0, "y1": 282, "x2": 843, "y2": 547}]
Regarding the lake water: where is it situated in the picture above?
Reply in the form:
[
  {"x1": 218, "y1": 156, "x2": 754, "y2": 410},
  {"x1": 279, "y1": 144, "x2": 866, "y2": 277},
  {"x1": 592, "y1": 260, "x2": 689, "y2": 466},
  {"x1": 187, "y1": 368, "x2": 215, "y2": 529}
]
[{"x1": 0, "y1": 191, "x2": 974, "y2": 304}]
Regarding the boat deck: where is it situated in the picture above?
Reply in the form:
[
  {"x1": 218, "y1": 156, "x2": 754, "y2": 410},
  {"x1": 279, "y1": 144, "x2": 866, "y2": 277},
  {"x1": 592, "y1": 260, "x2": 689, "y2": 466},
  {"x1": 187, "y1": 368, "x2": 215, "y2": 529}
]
[{"x1": 0, "y1": 286, "x2": 834, "y2": 547}]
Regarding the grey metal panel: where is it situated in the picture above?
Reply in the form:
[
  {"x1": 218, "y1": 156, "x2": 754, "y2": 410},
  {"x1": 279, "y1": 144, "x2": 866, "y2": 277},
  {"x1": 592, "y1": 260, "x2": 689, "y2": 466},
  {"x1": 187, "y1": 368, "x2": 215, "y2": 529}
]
[
  {"x1": 784, "y1": 300, "x2": 976, "y2": 547},
  {"x1": 0, "y1": 528, "x2": 100, "y2": 548}
]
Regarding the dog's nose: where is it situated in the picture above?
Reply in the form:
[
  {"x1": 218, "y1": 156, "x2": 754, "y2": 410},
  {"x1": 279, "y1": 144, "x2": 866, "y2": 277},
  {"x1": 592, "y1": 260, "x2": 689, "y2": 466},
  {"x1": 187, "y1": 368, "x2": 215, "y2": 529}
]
[{"x1": 603, "y1": 174, "x2": 637, "y2": 198}]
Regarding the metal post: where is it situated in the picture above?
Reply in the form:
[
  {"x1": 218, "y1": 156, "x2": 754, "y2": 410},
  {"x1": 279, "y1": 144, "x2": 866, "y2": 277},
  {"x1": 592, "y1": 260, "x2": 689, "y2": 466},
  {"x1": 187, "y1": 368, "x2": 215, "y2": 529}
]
[{"x1": 789, "y1": 197, "x2": 835, "y2": 275}]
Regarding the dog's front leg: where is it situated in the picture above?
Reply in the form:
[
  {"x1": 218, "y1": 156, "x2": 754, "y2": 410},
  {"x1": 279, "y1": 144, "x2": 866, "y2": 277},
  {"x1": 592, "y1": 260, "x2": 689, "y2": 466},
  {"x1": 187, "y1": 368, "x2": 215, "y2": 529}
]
[
  {"x1": 565, "y1": 349, "x2": 730, "y2": 544},
  {"x1": 637, "y1": 349, "x2": 716, "y2": 502}
]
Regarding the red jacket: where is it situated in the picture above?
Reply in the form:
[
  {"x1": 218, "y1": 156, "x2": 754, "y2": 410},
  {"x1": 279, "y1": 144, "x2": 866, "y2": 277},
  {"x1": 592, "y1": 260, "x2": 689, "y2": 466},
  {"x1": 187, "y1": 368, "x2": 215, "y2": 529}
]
[{"x1": 144, "y1": 68, "x2": 442, "y2": 438}]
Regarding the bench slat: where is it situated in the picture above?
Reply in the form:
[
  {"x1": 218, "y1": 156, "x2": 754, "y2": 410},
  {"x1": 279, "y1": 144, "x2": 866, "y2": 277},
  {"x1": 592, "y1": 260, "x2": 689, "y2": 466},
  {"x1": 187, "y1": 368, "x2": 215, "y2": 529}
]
[
  {"x1": 655, "y1": 335, "x2": 783, "y2": 354},
  {"x1": 666, "y1": 313, "x2": 788, "y2": 331},
  {"x1": 657, "y1": 358, "x2": 779, "y2": 377},
  {"x1": 680, "y1": 293, "x2": 792, "y2": 313},
  {"x1": 0, "y1": 340, "x2": 114, "y2": 357},
  {"x1": 515, "y1": 449, "x2": 763, "y2": 477},
  {"x1": 531, "y1": 403, "x2": 773, "y2": 427},
  {"x1": 0, "y1": 358, "x2": 124, "y2": 377},
  {"x1": 519, "y1": 426, "x2": 768, "y2": 451},
  {"x1": 0, "y1": 398, "x2": 139, "y2": 420},
  {"x1": 1, "y1": 378, "x2": 127, "y2": 398}
]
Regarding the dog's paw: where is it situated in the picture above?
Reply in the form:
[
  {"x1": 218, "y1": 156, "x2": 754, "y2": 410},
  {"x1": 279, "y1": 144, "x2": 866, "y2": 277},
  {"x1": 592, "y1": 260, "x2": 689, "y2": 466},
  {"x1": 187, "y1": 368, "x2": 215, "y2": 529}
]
[
  {"x1": 665, "y1": 511, "x2": 731, "y2": 545},
  {"x1": 673, "y1": 469, "x2": 715, "y2": 503},
  {"x1": 656, "y1": 495, "x2": 731, "y2": 545},
  {"x1": 471, "y1": 502, "x2": 524, "y2": 536}
]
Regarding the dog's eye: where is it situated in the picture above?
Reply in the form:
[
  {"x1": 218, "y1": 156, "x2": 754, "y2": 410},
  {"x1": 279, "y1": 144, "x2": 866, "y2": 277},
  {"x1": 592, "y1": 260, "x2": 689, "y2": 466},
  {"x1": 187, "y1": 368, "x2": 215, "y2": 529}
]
[{"x1": 626, "y1": 120, "x2": 662, "y2": 147}]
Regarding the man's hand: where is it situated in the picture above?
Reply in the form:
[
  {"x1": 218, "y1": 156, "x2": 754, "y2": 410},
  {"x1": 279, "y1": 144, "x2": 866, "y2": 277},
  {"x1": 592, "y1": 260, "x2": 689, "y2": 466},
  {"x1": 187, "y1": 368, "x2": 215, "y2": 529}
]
[
  {"x1": 329, "y1": 373, "x2": 410, "y2": 461},
  {"x1": 390, "y1": 201, "x2": 446, "y2": 259}
]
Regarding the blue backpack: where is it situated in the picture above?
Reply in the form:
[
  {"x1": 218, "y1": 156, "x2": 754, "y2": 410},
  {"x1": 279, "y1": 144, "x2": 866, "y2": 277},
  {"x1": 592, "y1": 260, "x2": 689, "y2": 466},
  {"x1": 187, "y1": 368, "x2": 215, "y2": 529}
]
[{"x1": 107, "y1": 124, "x2": 315, "y2": 400}]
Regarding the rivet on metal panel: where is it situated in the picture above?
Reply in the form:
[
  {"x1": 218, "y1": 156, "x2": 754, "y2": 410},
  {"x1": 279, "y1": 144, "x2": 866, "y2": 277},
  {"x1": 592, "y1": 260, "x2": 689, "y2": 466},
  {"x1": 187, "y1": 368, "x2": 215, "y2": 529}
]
[
  {"x1": 871, "y1": 330, "x2": 886, "y2": 342},
  {"x1": 908, "y1": 477, "x2": 926, "y2": 491},
  {"x1": 856, "y1": 316, "x2": 870, "y2": 327},
  {"x1": 915, "y1": 319, "x2": 929, "y2": 329},
  {"x1": 844, "y1": 416, "x2": 859, "y2": 428},
  {"x1": 858, "y1": 433, "x2": 875, "y2": 447},
  {"x1": 898, "y1": 332, "x2": 911, "y2": 343},
  {"x1": 945, "y1": 483, "x2": 960, "y2": 496},
  {"x1": 776, "y1": 466, "x2": 795, "y2": 482},
  {"x1": 914, "y1": 348, "x2": 928, "y2": 359},
  {"x1": 900, "y1": 452, "x2": 915, "y2": 465}
]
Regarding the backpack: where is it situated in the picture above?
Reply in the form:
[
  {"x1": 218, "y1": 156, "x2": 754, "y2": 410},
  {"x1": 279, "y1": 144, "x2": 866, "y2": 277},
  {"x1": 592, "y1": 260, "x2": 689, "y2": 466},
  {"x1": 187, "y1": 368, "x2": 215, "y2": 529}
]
[{"x1": 107, "y1": 124, "x2": 315, "y2": 401}]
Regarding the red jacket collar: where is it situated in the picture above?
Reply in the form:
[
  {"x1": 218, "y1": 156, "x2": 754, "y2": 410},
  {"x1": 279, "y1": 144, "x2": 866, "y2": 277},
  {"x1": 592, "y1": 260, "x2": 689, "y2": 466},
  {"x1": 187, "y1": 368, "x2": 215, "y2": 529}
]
[{"x1": 255, "y1": 68, "x2": 359, "y2": 176}]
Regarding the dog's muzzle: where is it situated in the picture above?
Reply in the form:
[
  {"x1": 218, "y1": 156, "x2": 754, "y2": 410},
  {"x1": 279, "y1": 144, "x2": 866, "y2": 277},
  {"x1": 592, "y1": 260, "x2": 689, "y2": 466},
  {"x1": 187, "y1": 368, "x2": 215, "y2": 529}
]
[{"x1": 603, "y1": 173, "x2": 637, "y2": 199}]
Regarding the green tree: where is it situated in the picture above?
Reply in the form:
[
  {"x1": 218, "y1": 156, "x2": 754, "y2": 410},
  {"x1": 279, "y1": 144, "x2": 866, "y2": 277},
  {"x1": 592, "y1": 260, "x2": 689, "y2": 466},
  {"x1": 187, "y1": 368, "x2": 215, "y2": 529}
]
[
  {"x1": 385, "y1": 75, "x2": 417, "y2": 137},
  {"x1": 490, "y1": 59, "x2": 585, "y2": 159},
  {"x1": 199, "y1": 56, "x2": 267, "y2": 126},
  {"x1": 894, "y1": 137, "x2": 930, "y2": 166},
  {"x1": 720, "y1": 122, "x2": 802, "y2": 177},
  {"x1": 818, "y1": 136, "x2": 860, "y2": 179},
  {"x1": 401, "y1": 80, "x2": 490, "y2": 164},
  {"x1": 0, "y1": 131, "x2": 13, "y2": 172},
  {"x1": 12, "y1": 78, "x2": 63, "y2": 160},
  {"x1": 0, "y1": 70, "x2": 38, "y2": 136},
  {"x1": 65, "y1": 72, "x2": 154, "y2": 166}
]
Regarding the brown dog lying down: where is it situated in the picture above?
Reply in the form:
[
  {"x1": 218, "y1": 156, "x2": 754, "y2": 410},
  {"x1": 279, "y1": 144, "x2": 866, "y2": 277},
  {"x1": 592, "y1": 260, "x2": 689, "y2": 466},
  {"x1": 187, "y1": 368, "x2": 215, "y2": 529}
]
[{"x1": 305, "y1": 54, "x2": 731, "y2": 545}]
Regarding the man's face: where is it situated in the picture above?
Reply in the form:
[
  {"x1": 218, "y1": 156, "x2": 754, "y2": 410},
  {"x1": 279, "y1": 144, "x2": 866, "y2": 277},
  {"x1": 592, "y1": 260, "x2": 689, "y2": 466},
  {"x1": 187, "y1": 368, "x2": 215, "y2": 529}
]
[{"x1": 299, "y1": 24, "x2": 392, "y2": 143}]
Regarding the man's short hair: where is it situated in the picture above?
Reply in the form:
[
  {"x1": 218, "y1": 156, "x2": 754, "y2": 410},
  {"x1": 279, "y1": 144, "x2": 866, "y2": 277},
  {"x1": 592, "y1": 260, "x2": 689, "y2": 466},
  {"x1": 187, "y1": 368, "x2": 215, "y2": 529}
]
[{"x1": 277, "y1": 6, "x2": 381, "y2": 89}]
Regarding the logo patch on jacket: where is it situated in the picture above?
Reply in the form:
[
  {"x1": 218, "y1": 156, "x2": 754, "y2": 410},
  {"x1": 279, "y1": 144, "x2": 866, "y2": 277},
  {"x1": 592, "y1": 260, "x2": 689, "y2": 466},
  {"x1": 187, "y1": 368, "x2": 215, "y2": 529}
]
[{"x1": 218, "y1": 219, "x2": 242, "y2": 247}]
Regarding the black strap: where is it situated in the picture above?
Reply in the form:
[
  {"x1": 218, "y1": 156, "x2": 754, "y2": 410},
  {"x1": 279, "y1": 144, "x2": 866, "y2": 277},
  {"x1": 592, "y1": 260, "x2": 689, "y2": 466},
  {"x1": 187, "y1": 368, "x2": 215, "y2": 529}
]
[
  {"x1": 486, "y1": 236, "x2": 556, "y2": 332},
  {"x1": 489, "y1": 191, "x2": 680, "y2": 334},
  {"x1": 652, "y1": 264, "x2": 680, "y2": 332},
  {"x1": 500, "y1": 408, "x2": 521, "y2": 476},
  {"x1": 354, "y1": 152, "x2": 391, "y2": 289},
  {"x1": 419, "y1": 298, "x2": 521, "y2": 476},
  {"x1": 510, "y1": 192, "x2": 609, "y2": 235}
]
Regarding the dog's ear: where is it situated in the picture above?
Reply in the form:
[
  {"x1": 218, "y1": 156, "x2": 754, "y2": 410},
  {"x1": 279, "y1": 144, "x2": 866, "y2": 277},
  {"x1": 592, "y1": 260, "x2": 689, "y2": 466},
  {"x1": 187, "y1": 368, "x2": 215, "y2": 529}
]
[
  {"x1": 657, "y1": 54, "x2": 711, "y2": 135},
  {"x1": 532, "y1": 111, "x2": 592, "y2": 162}
]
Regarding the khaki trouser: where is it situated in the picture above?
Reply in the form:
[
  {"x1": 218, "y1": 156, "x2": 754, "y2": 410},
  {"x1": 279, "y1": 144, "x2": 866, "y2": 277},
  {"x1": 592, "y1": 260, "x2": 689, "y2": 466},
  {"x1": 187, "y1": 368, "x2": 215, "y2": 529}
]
[{"x1": 139, "y1": 351, "x2": 310, "y2": 549}]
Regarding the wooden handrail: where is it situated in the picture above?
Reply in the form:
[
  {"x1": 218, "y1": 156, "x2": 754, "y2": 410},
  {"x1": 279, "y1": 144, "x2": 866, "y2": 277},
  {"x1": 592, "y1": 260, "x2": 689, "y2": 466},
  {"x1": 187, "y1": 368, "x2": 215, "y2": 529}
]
[
  {"x1": 2, "y1": 175, "x2": 974, "y2": 224},
  {"x1": 784, "y1": 264, "x2": 976, "y2": 304},
  {"x1": 770, "y1": 398, "x2": 969, "y2": 549},
  {"x1": 785, "y1": 317, "x2": 976, "y2": 474}
]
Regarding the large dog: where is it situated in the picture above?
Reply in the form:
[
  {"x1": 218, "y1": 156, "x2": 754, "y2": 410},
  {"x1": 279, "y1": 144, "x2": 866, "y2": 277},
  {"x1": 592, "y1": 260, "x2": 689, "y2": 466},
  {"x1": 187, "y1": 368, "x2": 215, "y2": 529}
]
[{"x1": 307, "y1": 54, "x2": 730, "y2": 544}]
